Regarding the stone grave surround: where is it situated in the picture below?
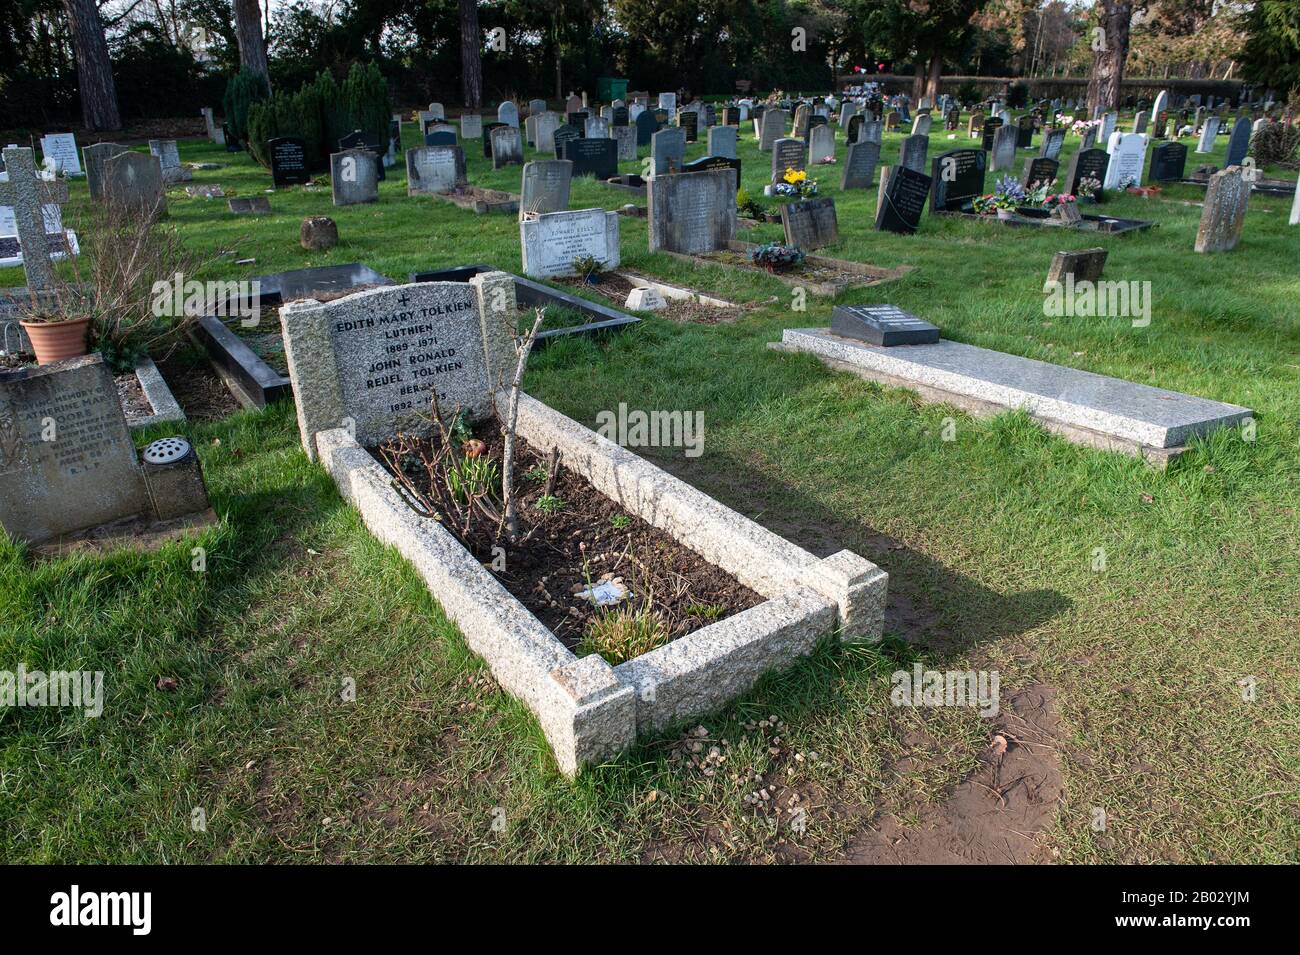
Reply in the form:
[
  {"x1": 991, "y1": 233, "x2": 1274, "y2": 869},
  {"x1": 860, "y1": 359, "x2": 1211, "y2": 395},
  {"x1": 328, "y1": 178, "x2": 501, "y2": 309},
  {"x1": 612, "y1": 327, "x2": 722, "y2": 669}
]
[
  {"x1": 0, "y1": 355, "x2": 210, "y2": 545},
  {"x1": 520, "y1": 207, "x2": 621, "y2": 279},
  {"x1": 280, "y1": 274, "x2": 517, "y2": 458}
]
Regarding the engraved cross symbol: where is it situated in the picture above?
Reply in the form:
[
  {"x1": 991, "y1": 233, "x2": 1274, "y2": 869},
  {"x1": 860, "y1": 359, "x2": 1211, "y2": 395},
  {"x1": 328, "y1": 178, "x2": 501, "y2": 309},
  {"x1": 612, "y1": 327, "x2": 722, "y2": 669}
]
[{"x1": 398, "y1": 292, "x2": 411, "y2": 306}]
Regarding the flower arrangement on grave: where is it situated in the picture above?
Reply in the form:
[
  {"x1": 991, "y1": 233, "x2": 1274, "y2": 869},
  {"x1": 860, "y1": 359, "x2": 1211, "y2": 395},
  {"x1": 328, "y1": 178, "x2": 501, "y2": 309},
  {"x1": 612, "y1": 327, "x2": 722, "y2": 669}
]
[
  {"x1": 1068, "y1": 118, "x2": 1099, "y2": 136},
  {"x1": 816, "y1": 154, "x2": 837, "y2": 165},
  {"x1": 1041, "y1": 191, "x2": 1078, "y2": 210},
  {"x1": 1075, "y1": 176, "x2": 1103, "y2": 201},
  {"x1": 972, "y1": 175, "x2": 1027, "y2": 216},
  {"x1": 773, "y1": 167, "x2": 819, "y2": 198},
  {"x1": 749, "y1": 242, "x2": 806, "y2": 273}
]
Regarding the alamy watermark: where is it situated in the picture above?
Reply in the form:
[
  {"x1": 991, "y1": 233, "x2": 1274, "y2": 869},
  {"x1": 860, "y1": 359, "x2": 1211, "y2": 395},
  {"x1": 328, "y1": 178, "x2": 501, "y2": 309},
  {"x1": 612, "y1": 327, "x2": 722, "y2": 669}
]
[
  {"x1": 891, "y1": 664, "x2": 1000, "y2": 717},
  {"x1": 1044, "y1": 274, "x2": 1151, "y2": 328},
  {"x1": 595, "y1": 402, "x2": 704, "y2": 457},
  {"x1": 1, "y1": 665, "x2": 103, "y2": 717},
  {"x1": 150, "y1": 271, "x2": 262, "y2": 327}
]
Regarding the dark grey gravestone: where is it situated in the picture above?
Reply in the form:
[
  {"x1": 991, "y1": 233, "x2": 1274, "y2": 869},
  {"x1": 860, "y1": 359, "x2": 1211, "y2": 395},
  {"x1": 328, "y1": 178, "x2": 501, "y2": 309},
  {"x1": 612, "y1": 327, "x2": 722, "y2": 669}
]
[
  {"x1": 991, "y1": 124, "x2": 1018, "y2": 171},
  {"x1": 562, "y1": 138, "x2": 618, "y2": 179},
  {"x1": 651, "y1": 127, "x2": 686, "y2": 175},
  {"x1": 1016, "y1": 114, "x2": 1035, "y2": 148},
  {"x1": 930, "y1": 148, "x2": 986, "y2": 213},
  {"x1": 102, "y1": 151, "x2": 166, "y2": 220},
  {"x1": 1148, "y1": 142, "x2": 1187, "y2": 183},
  {"x1": 82, "y1": 142, "x2": 128, "y2": 200},
  {"x1": 847, "y1": 114, "x2": 864, "y2": 143},
  {"x1": 406, "y1": 145, "x2": 467, "y2": 195},
  {"x1": 338, "y1": 130, "x2": 384, "y2": 182},
  {"x1": 901, "y1": 134, "x2": 929, "y2": 173},
  {"x1": 681, "y1": 155, "x2": 741, "y2": 190},
  {"x1": 552, "y1": 124, "x2": 580, "y2": 159},
  {"x1": 1064, "y1": 148, "x2": 1109, "y2": 196},
  {"x1": 875, "y1": 165, "x2": 932, "y2": 234},
  {"x1": 1044, "y1": 247, "x2": 1108, "y2": 290},
  {"x1": 490, "y1": 126, "x2": 524, "y2": 168},
  {"x1": 635, "y1": 109, "x2": 658, "y2": 146},
  {"x1": 679, "y1": 110, "x2": 699, "y2": 142},
  {"x1": 647, "y1": 168, "x2": 737, "y2": 254},
  {"x1": 1021, "y1": 156, "x2": 1060, "y2": 189},
  {"x1": 612, "y1": 106, "x2": 629, "y2": 126},
  {"x1": 520, "y1": 159, "x2": 573, "y2": 214},
  {"x1": 981, "y1": 117, "x2": 1003, "y2": 152},
  {"x1": 771, "y1": 137, "x2": 806, "y2": 181},
  {"x1": 708, "y1": 125, "x2": 738, "y2": 160},
  {"x1": 482, "y1": 122, "x2": 505, "y2": 158},
  {"x1": 0, "y1": 355, "x2": 153, "y2": 544},
  {"x1": 841, "y1": 141, "x2": 881, "y2": 190},
  {"x1": 781, "y1": 196, "x2": 839, "y2": 250},
  {"x1": 424, "y1": 129, "x2": 458, "y2": 147},
  {"x1": 831, "y1": 304, "x2": 939, "y2": 346},
  {"x1": 1225, "y1": 117, "x2": 1251, "y2": 166},
  {"x1": 269, "y1": 137, "x2": 310, "y2": 187},
  {"x1": 1040, "y1": 127, "x2": 1066, "y2": 160}
]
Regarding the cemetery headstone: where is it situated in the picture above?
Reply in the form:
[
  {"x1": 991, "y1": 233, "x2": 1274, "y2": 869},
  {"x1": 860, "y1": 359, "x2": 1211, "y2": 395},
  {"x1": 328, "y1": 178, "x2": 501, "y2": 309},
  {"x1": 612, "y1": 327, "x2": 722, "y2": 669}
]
[
  {"x1": 1225, "y1": 117, "x2": 1251, "y2": 166},
  {"x1": 1044, "y1": 248, "x2": 1107, "y2": 290},
  {"x1": 0, "y1": 148, "x2": 55, "y2": 288},
  {"x1": 982, "y1": 117, "x2": 1004, "y2": 152},
  {"x1": 497, "y1": 102, "x2": 520, "y2": 129},
  {"x1": 1194, "y1": 166, "x2": 1248, "y2": 253},
  {"x1": 1099, "y1": 111, "x2": 1117, "y2": 143},
  {"x1": 269, "y1": 137, "x2": 310, "y2": 187},
  {"x1": 1103, "y1": 132, "x2": 1147, "y2": 190},
  {"x1": 228, "y1": 196, "x2": 271, "y2": 215},
  {"x1": 990, "y1": 124, "x2": 1018, "y2": 171},
  {"x1": 1132, "y1": 110, "x2": 1149, "y2": 135},
  {"x1": 1148, "y1": 141, "x2": 1187, "y2": 183},
  {"x1": 585, "y1": 116, "x2": 610, "y2": 139},
  {"x1": 781, "y1": 196, "x2": 838, "y2": 250},
  {"x1": 535, "y1": 112, "x2": 563, "y2": 153},
  {"x1": 875, "y1": 164, "x2": 932, "y2": 234},
  {"x1": 519, "y1": 207, "x2": 621, "y2": 278},
  {"x1": 901, "y1": 134, "x2": 929, "y2": 173},
  {"x1": 406, "y1": 145, "x2": 467, "y2": 195},
  {"x1": 461, "y1": 114, "x2": 483, "y2": 139},
  {"x1": 490, "y1": 126, "x2": 524, "y2": 168},
  {"x1": 840, "y1": 140, "x2": 881, "y2": 190},
  {"x1": 830, "y1": 304, "x2": 939, "y2": 346},
  {"x1": 911, "y1": 113, "x2": 932, "y2": 137},
  {"x1": 929, "y1": 148, "x2": 986, "y2": 213},
  {"x1": 82, "y1": 142, "x2": 128, "y2": 200},
  {"x1": 39, "y1": 133, "x2": 81, "y2": 176},
  {"x1": 635, "y1": 109, "x2": 658, "y2": 147},
  {"x1": 759, "y1": 109, "x2": 787, "y2": 151},
  {"x1": 1016, "y1": 114, "x2": 1035, "y2": 148},
  {"x1": 148, "y1": 139, "x2": 191, "y2": 183},
  {"x1": 847, "y1": 114, "x2": 865, "y2": 143},
  {"x1": 562, "y1": 138, "x2": 618, "y2": 179},
  {"x1": 809, "y1": 124, "x2": 835, "y2": 164},
  {"x1": 1041, "y1": 126, "x2": 1066, "y2": 161},
  {"x1": 1022, "y1": 156, "x2": 1060, "y2": 190},
  {"x1": 771, "y1": 137, "x2": 806, "y2": 181},
  {"x1": 707, "y1": 125, "x2": 738, "y2": 160},
  {"x1": 1064, "y1": 147, "x2": 1109, "y2": 197},
  {"x1": 552, "y1": 123, "x2": 580, "y2": 159},
  {"x1": 651, "y1": 127, "x2": 687, "y2": 175},
  {"x1": 331, "y1": 148, "x2": 379, "y2": 206},
  {"x1": 647, "y1": 168, "x2": 736, "y2": 254},
  {"x1": 520, "y1": 160, "x2": 573, "y2": 214},
  {"x1": 679, "y1": 110, "x2": 699, "y2": 143},
  {"x1": 102, "y1": 151, "x2": 166, "y2": 221},
  {"x1": 611, "y1": 124, "x2": 637, "y2": 162}
]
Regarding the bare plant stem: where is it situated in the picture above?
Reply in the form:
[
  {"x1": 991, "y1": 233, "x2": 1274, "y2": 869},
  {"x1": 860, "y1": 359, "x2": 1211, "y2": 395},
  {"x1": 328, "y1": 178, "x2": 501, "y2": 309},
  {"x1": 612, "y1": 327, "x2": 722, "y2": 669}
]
[{"x1": 501, "y1": 307, "x2": 546, "y2": 542}]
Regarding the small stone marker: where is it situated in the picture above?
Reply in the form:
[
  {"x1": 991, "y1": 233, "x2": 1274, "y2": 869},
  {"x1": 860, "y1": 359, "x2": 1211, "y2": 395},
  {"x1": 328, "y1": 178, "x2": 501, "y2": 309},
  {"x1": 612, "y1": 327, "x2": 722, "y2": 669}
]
[
  {"x1": 930, "y1": 148, "x2": 986, "y2": 213},
  {"x1": 651, "y1": 127, "x2": 686, "y2": 175},
  {"x1": 519, "y1": 207, "x2": 621, "y2": 278},
  {"x1": 561, "y1": 138, "x2": 618, "y2": 179},
  {"x1": 102, "y1": 151, "x2": 166, "y2": 221},
  {"x1": 300, "y1": 216, "x2": 339, "y2": 250},
  {"x1": 875, "y1": 164, "x2": 932, "y2": 234},
  {"x1": 1194, "y1": 166, "x2": 1249, "y2": 253},
  {"x1": 149, "y1": 139, "x2": 191, "y2": 183},
  {"x1": 228, "y1": 196, "x2": 271, "y2": 215},
  {"x1": 280, "y1": 275, "x2": 516, "y2": 457},
  {"x1": 406, "y1": 145, "x2": 467, "y2": 195},
  {"x1": 269, "y1": 137, "x2": 311, "y2": 187},
  {"x1": 490, "y1": 126, "x2": 524, "y2": 168},
  {"x1": 647, "y1": 167, "x2": 737, "y2": 254},
  {"x1": 184, "y1": 183, "x2": 223, "y2": 198},
  {"x1": 520, "y1": 159, "x2": 573, "y2": 215},
  {"x1": 1196, "y1": 117, "x2": 1221, "y2": 153},
  {"x1": 1044, "y1": 247, "x2": 1108, "y2": 290},
  {"x1": 781, "y1": 196, "x2": 838, "y2": 250},
  {"x1": 830, "y1": 304, "x2": 939, "y2": 346},
  {"x1": 331, "y1": 148, "x2": 379, "y2": 205}
]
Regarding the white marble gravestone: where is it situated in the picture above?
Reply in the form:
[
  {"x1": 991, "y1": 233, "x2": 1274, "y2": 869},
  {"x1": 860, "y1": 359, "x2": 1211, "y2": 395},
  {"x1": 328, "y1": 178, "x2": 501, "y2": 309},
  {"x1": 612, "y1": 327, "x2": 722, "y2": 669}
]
[{"x1": 519, "y1": 208, "x2": 621, "y2": 279}]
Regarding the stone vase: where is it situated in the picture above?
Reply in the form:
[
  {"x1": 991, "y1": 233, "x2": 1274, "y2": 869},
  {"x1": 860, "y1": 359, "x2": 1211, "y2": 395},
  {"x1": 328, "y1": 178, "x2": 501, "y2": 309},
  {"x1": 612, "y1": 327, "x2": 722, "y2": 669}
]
[{"x1": 20, "y1": 316, "x2": 90, "y2": 365}]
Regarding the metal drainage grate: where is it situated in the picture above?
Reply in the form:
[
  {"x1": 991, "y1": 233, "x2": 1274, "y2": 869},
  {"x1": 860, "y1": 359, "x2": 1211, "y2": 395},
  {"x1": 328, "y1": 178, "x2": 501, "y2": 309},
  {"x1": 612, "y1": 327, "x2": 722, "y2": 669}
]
[{"x1": 143, "y1": 436, "x2": 191, "y2": 465}]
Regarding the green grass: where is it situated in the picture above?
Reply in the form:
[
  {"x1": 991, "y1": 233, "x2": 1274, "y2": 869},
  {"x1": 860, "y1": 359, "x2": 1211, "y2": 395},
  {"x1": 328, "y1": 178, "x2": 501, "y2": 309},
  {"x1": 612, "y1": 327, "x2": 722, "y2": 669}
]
[{"x1": 1, "y1": 113, "x2": 1297, "y2": 863}]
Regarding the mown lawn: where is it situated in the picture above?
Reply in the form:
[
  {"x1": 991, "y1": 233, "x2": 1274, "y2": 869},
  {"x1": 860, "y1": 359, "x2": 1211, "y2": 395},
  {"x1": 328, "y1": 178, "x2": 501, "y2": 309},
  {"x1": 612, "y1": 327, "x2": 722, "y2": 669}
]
[{"x1": 1, "y1": 110, "x2": 1297, "y2": 863}]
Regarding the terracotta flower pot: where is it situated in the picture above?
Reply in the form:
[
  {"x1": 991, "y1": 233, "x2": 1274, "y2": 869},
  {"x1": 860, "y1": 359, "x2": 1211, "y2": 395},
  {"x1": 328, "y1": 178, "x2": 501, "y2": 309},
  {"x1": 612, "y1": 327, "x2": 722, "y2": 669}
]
[{"x1": 20, "y1": 316, "x2": 91, "y2": 365}]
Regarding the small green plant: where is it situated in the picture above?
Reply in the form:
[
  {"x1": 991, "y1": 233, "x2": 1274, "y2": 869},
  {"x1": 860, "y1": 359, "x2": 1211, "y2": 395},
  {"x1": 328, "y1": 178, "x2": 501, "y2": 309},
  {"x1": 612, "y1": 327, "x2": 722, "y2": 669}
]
[
  {"x1": 445, "y1": 455, "x2": 499, "y2": 504},
  {"x1": 536, "y1": 495, "x2": 565, "y2": 513},
  {"x1": 686, "y1": 602, "x2": 726, "y2": 621},
  {"x1": 609, "y1": 514, "x2": 631, "y2": 529},
  {"x1": 736, "y1": 187, "x2": 769, "y2": 219},
  {"x1": 572, "y1": 255, "x2": 605, "y2": 284},
  {"x1": 525, "y1": 465, "x2": 548, "y2": 483},
  {"x1": 577, "y1": 604, "x2": 671, "y2": 665}
]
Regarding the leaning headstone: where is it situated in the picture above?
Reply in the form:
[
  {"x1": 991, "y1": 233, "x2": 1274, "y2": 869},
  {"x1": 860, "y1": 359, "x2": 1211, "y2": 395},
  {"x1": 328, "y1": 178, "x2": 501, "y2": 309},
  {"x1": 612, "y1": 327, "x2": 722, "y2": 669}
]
[
  {"x1": 1040, "y1": 126, "x2": 1066, "y2": 161},
  {"x1": 781, "y1": 196, "x2": 838, "y2": 250},
  {"x1": 611, "y1": 124, "x2": 637, "y2": 161},
  {"x1": 1132, "y1": 110, "x2": 1149, "y2": 135},
  {"x1": 490, "y1": 126, "x2": 524, "y2": 168},
  {"x1": 519, "y1": 207, "x2": 621, "y2": 278},
  {"x1": 771, "y1": 137, "x2": 806, "y2": 181},
  {"x1": 874, "y1": 165, "x2": 931, "y2": 234},
  {"x1": 39, "y1": 133, "x2": 81, "y2": 176},
  {"x1": 911, "y1": 113, "x2": 932, "y2": 137},
  {"x1": 831, "y1": 304, "x2": 939, "y2": 346},
  {"x1": 461, "y1": 114, "x2": 483, "y2": 139},
  {"x1": 840, "y1": 140, "x2": 881, "y2": 190},
  {"x1": 519, "y1": 159, "x2": 572, "y2": 214},
  {"x1": 280, "y1": 276, "x2": 515, "y2": 457},
  {"x1": 651, "y1": 127, "x2": 686, "y2": 175},
  {"x1": 102, "y1": 151, "x2": 166, "y2": 221},
  {"x1": 647, "y1": 167, "x2": 736, "y2": 254},
  {"x1": 406, "y1": 145, "x2": 467, "y2": 195},
  {"x1": 562, "y1": 138, "x2": 618, "y2": 179},
  {"x1": 1044, "y1": 248, "x2": 1107, "y2": 290},
  {"x1": 0, "y1": 147, "x2": 56, "y2": 288},
  {"x1": 1103, "y1": 132, "x2": 1147, "y2": 190},
  {"x1": 552, "y1": 123, "x2": 580, "y2": 159},
  {"x1": 148, "y1": 139, "x2": 191, "y2": 183},
  {"x1": 535, "y1": 112, "x2": 563, "y2": 153},
  {"x1": 1080, "y1": 124, "x2": 1098, "y2": 150},
  {"x1": 1224, "y1": 117, "x2": 1251, "y2": 166},
  {"x1": 708, "y1": 125, "x2": 738, "y2": 161},
  {"x1": 0, "y1": 356, "x2": 182, "y2": 544},
  {"x1": 331, "y1": 148, "x2": 379, "y2": 206},
  {"x1": 1065, "y1": 147, "x2": 1109, "y2": 196},
  {"x1": 930, "y1": 148, "x2": 986, "y2": 213},
  {"x1": 990, "y1": 124, "x2": 1018, "y2": 171},
  {"x1": 82, "y1": 142, "x2": 128, "y2": 200},
  {"x1": 1196, "y1": 116, "x2": 1216, "y2": 153},
  {"x1": 1148, "y1": 141, "x2": 1187, "y2": 183},
  {"x1": 269, "y1": 137, "x2": 311, "y2": 187},
  {"x1": 497, "y1": 101, "x2": 520, "y2": 129},
  {"x1": 900, "y1": 134, "x2": 929, "y2": 173},
  {"x1": 1194, "y1": 166, "x2": 1249, "y2": 253},
  {"x1": 1099, "y1": 111, "x2": 1117, "y2": 142}
]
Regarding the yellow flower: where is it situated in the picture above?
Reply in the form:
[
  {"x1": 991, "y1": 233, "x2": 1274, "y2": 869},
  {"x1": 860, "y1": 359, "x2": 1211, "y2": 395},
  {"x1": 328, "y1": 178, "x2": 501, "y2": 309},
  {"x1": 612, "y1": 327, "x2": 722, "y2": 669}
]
[{"x1": 782, "y1": 168, "x2": 807, "y2": 184}]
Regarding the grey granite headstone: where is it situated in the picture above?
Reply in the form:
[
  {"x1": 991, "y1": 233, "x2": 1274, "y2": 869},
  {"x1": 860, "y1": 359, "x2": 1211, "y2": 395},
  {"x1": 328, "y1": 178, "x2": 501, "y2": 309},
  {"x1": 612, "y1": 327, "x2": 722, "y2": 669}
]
[
  {"x1": 1196, "y1": 116, "x2": 1221, "y2": 153},
  {"x1": 529, "y1": 98, "x2": 547, "y2": 116},
  {"x1": 771, "y1": 137, "x2": 806, "y2": 181},
  {"x1": 520, "y1": 159, "x2": 573, "y2": 215},
  {"x1": 1225, "y1": 117, "x2": 1251, "y2": 166},
  {"x1": 840, "y1": 140, "x2": 880, "y2": 190},
  {"x1": 708, "y1": 125, "x2": 738, "y2": 160},
  {"x1": 519, "y1": 207, "x2": 621, "y2": 278},
  {"x1": 647, "y1": 167, "x2": 736, "y2": 254},
  {"x1": 102, "y1": 151, "x2": 167, "y2": 220},
  {"x1": 991, "y1": 124, "x2": 1018, "y2": 171},
  {"x1": 1194, "y1": 166, "x2": 1248, "y2": 253},
  {"x1": 808, "y1": 124, "x2": 835, "y2": 164},
  {"x1": 759, "y1": 109, "x2": 787, "y2": 151},
  {"x1": 491, "y1": 126, "x2": 524, "y2": 168},
  {"x1": 611, "y1": 124, "x2": 637, "y2": 161},
  {"x1": 1040, "y1": 127, "x2": 1066, "y2": 161},
  {"x1": 901, "y1": 134, "x2": 929, "y2": 173},
  {"x1": 911, "y1": 113, "x2": 932, "y2": 137},
  {"x1": 781, "y1": 196, "x2": 838, "y2": 250},
  {"x1": 497, "y1": 101, "x2": 520, "y2": 129},
  {"x1": 0, "y1": 355, "x2": 153, "y2": 543},
  {"x1": 651, "y1": 127, "x2": 686, "y2": 175},
  {"x1": 406, "y1": 145, "x2": 467, "y2": 195},
  {"x1": 148, "y1": 139, "x2": 191, "y2": 183},
  {"x1": 331, "y1": 148, "x2": 379, "y2": 205},
  {"x1": 461, "y1": 114, "x2": 483, "y2": 139},
  {"x1": 82, "y1": 142, "x2": 128, "y2": 200},
  {"x1": 280, "y1": 275, "x2": 517, "y2": 458},
  {"x1": 535, "y1": 112, "x2": 563, "y2": 153}
]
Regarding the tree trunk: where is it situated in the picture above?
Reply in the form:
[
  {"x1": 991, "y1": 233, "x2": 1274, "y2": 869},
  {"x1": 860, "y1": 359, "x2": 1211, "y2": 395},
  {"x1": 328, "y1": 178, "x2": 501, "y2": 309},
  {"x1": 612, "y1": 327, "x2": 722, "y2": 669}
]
[
  {"x1": 459, "y1": 0, "x2": 483, "y2": 108},
  {"x1": 911, "y1": 60, "x2": 926, "y2": 102},
  {"x1": 553, "y1": 11, "x2": 563, "y2": 102},
  {"x1": 233, "y1": 0, "x2": 270, "y2": 88},
  {"x1": 1086, "y1": 0, "x2": 1132, "y2": 114},
  {"x1": 61, "y1": 0, "x2": 120, "y2": 131},
  {"x1": 925, "y1": 51, "x2": 943, "y2": 101}
]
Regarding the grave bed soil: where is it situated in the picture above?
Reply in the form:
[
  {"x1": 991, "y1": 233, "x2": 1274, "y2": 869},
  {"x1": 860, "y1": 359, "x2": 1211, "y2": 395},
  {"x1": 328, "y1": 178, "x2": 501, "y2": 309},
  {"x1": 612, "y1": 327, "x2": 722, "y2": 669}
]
[
  {"x1": 430, "y1": 185, "x2": 520, "y2": 214},
  {"x1": 556, "y1": 273, "x2": 733, "y2": 325},
  {"x1": 157, "y1": 352, "x2": 242, "y2": 422},
  {"x1": 369, "y1": 426, "x2": 762, "y2": 657},
  {"x1": 665, "y1": 240, "x2": 911, "y2": 296}
]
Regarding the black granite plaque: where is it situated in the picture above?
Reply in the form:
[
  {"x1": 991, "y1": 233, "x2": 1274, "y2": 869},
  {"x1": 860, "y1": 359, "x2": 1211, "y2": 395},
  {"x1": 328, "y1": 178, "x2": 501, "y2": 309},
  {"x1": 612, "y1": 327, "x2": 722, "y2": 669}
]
[
  {"x1": 929, "y1": 148, "x2": 986, "y2": 213},
  {"x1": 268, "y1": 137, "x2": 310, "y2": 187},
  {"x1": 831, "y1": 304, "x2": 939, "y2": 346},
  {"x1": 562, "y1": 137, "x2": 619, "y2": 179}
]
